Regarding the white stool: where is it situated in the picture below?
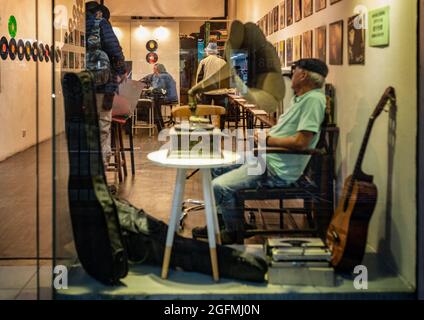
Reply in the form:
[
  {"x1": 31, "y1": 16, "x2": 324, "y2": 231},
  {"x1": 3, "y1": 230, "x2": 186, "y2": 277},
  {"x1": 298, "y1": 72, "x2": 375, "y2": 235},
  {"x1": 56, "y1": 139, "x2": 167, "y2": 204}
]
[{"x1": 133, "y1": 98, "x2": 155, "y2": 137}]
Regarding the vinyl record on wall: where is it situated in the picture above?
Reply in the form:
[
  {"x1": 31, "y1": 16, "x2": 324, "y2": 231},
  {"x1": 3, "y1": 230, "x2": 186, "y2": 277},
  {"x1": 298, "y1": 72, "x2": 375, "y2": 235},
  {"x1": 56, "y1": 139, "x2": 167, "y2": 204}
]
[
  {"x1": 1, "y1": 37, "x2": 9, "y2": 60},
  {"x1": 32, "y1": 42, "x2": 38, "y2": 62},
  {"x1": 44, "y1": 44, "x2": 50, "y2": 62},
  {"x1": 47, "y1": 44, "x2": 54, "y2": 62},
  {"x1": 8, "y1": 38, "x2": 17, "y2": 60},
  {"x1": 146, "y1": 52, "x2": 158, "y2": 64},
  {"x1": 38, "y1": 43, "x2": 45, "y2": 62},
  {"x1": 146, "y1": 40, "x2": 158, "y2": 52},
  {"x1": 17, "y1": 39, "x2": 25, "y2": 60},
  {"x1": 55, "y1": 47, "x2": 61, "y2": 63},
  {"x1": 24, "y1": 41, "x2": 32, "y2": 61}
]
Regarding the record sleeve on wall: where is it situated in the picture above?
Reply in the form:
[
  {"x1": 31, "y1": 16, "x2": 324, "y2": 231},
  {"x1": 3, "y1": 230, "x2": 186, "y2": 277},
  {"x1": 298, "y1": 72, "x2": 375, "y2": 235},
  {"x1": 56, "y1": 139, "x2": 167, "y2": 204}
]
[
  {"x1": 286, "y1": 37, "x2": 293, "y2": 66},
  {"x1": 279, "y1": 40, "x2": 285, "y2": 67},
  {"x1": 273, "y1": 6, "x2": 279, "y2": 33},
  {"x1": 302, "y1": 30, "x2": 313, "y2": 59},
  {"x1": 315, "y1": 25, "x2": 327, "y2": 63},
  {"x1": 348, "y1": 15, "x2": 365, "y2": 65},
  {"x1": 304, "y1": 0, "x2": 313, "y2": 17},
  {"x1": 293, "y1": 34, "x2": 302, "y2": 62},
  {"x1": 268, "y1": 11, "x2": 273, "y2": 35},
  {"x1": 294, "y1": 0, "x2": 302, "y2": 22},
  {"x1": 286, "y1": 0, "x2": 293, "y2": 27},
  {"x1": 280, "y1": 1, "x2": 286, "y2": 29},
  {"x1": 329, "y1": 20, "x2": 343, "y2": 65},
  {"x1": 315, "y1": 0, "x2": 326, "y2": 12}
]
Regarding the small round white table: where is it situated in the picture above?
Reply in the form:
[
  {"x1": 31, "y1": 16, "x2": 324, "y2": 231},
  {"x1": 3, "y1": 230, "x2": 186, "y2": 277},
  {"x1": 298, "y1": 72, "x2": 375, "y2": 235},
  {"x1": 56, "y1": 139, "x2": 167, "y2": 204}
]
[{"x1": 147, "y1": 150, "x2": 240, "y2": 282}]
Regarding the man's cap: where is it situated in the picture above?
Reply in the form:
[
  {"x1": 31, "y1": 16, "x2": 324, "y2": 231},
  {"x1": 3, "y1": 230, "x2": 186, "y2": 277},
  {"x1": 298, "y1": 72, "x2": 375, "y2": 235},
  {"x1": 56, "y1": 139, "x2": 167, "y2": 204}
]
[
  {"x1": 205, "y1": 42, "x2": 218, "y2": 54},
  {"x1": 293, "y1": 58, "x2": 329, "y2": 78}
]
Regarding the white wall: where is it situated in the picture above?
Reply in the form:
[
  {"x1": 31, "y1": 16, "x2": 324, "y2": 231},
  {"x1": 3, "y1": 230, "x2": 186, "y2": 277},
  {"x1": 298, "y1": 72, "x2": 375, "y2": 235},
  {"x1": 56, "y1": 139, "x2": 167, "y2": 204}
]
[
  {"x1": 111, "y1": 20, "x2": 180, "y2": 98},
  {"x1": 0, "y1": 0, "x2": 53, "y2": 161},
  {"x1": 236, "y1": 0, "x2": 417, "y2": 287}
]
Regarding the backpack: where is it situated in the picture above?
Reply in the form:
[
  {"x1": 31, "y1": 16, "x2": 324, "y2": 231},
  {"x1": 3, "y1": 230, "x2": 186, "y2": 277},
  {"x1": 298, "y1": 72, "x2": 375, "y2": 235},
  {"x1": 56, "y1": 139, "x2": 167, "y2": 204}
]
[{"x1": 86, "y1": 18, "x2": 111, "y2": 86}]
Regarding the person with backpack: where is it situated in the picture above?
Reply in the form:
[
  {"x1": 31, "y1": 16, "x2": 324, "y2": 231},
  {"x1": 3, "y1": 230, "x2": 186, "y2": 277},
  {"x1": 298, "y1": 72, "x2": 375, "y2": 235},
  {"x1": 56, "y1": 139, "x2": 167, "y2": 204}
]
[{"x1": 85, "y1": 1, "x2": 127, "y2": 168}]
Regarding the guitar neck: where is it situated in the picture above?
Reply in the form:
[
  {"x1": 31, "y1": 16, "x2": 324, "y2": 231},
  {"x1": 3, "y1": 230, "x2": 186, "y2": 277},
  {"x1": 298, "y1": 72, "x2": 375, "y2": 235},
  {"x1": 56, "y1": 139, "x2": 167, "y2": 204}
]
[{"x1": 352, "y1": 119, "x2": 375, "y2": 182}]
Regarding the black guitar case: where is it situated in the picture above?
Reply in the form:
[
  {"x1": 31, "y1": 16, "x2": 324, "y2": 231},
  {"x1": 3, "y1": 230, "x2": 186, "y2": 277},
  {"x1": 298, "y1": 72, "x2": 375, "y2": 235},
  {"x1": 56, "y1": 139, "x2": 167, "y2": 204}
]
[
  {"x1": 62, "y1": 71, "x2": 267, "y2": 284},
  {"x1": 62, "y1": 71, "x2": 128, "y2": 285}
]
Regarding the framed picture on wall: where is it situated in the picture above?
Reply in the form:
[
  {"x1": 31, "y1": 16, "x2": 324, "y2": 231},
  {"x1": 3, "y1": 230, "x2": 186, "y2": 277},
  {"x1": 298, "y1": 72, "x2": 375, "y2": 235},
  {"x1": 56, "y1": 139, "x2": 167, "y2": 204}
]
[
  {"x1": 270, "y1": 11, "x2": 275, "y2": 35},
  {"x1": 265, "y1": 14, "x2": 269, "y2": 36},
  {"x1": 302, "y1": 30, "x2": 313, "y2": 58},
  {"x1": 74, "y1": 30, "x2": 80, "y2": 47},
  {"x1": 279, "y1": 40, "x2": 286, "y2": 67},
  {"x1": 68, "y1": 31, "x2": 74, "y2": 45},
  {"x1": 81, "y1": 53, "x2": 85, "y2": 69},
  {"x1": 315, "y1": 0, "x2": 326, "y2": 12},
  {"x1": 293, "y1": 34, "x2": 302, "y2": 62},
  {"x1": 69, "y1": 51, "x2": 75, "y2": 69},
  {"x1": 287, "y1": 0, "x2": 293, "y2": 27},
  {"x1": 348, "y1": 14, "x2": 365, "y2": 65},
  {"x1": 268, "y1": 11, "x2": 273, "y2": 35},
  {"x1": 286, "y1": 37, "x2": 293, "y2": 66},
  {"x1": 280, "y1": 1, "x2": 286, "y2": 29},
  {"x1": 273, "y1": 6, "x2": 280, "y2": 33},
  {"x1": 80, "y1": 32, "x2": 85, "y2": 48},
  {"x1": 62, "y1": 51, "x2": 68, "y2": 69},
  {"x1": 315, "y1": 25, "x2": 327, "y2": 62},
  {"x1": 294, "y1": 0, "x2": 302, "y2": 22},
  {"x1": 329, "y1": 20, "x2": 343, "y2": 65},
  {"x1": 304, "y1": 0, "x2": 313, "y2": 17},
  {"x1": 75, "y1": 53, "x2": 80, "y2": 69}
]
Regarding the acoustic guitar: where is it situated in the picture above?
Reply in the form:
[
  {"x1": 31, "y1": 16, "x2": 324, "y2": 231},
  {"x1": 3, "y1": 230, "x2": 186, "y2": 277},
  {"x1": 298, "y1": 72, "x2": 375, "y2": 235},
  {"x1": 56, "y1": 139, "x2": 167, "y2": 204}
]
[{"x1": 326, "y1": 87, "x2": 396, "y2": 272}]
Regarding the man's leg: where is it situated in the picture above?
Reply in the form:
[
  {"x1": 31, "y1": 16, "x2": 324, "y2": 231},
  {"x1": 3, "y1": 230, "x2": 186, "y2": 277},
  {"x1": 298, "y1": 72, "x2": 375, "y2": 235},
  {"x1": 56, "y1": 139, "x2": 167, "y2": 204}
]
[
  {"x1": 96, "y1": 94, "x2": 113, "y2": 169},
  {"x1": 212, "y1": 163, "x2": 266, "y2": 241}
]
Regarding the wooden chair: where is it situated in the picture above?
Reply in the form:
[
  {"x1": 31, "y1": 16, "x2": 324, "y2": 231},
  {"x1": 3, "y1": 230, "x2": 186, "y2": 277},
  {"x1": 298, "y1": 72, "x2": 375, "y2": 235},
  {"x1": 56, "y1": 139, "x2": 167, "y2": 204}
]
[
  {"x1": 237, "y1": 125, "x2": 339, "y2": 240},
  {"x1": 171, "y1": 105, "x2": 226, "y2": 127}
]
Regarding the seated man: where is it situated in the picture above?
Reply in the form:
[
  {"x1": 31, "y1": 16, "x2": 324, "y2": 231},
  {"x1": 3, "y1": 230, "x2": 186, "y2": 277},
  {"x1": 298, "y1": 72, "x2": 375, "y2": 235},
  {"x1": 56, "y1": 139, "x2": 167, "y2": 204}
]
[
  {"x1": 141, "y1": 63, "x2": 178, "y2": 131},
  {"x1": 192, "y1": 58, "x2": 329, "y2": 244}
]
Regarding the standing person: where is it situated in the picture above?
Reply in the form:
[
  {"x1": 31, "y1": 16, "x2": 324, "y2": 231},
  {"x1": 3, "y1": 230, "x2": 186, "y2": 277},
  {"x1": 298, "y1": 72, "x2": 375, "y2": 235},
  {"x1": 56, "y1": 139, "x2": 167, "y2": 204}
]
[
  {"x1": 85, "y1": 1, "x2": 127, "y2": 169},
  {"x1": 195, "y1": 42, "x2": 227, "y2": 105}
]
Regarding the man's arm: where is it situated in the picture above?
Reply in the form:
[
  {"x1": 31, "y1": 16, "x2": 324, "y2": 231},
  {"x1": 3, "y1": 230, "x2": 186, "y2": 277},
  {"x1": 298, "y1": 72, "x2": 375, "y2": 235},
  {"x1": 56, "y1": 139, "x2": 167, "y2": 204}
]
[
  {"x1": 266, "y1": 131, "x2": 315, "y2": 151},
  {"x1": 100, "y1": 20, "x2": 126, "y2": 76}
]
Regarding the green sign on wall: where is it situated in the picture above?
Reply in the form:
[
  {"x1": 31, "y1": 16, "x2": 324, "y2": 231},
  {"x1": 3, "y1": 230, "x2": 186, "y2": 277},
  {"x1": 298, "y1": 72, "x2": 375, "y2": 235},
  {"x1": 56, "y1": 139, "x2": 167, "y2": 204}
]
[{"x1": 369, "y1": 6, "x2": 390, "y2": 47}]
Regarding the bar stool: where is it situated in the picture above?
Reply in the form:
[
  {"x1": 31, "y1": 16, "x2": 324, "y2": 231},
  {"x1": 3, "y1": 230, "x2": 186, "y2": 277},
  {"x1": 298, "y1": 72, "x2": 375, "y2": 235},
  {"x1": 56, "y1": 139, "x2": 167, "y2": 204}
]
[
  {"x1": 110, "y1": 115, "x2": 136, "y2": 182},
  {"x1": 133, "y1": 98, "x2": 155, "y2": 137},
  {"x1": 162, "y1": 101, "x2": 179, "y2": 126}
]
